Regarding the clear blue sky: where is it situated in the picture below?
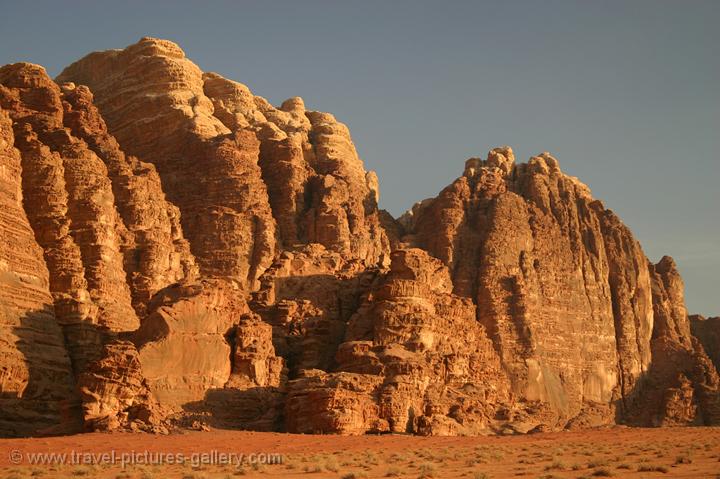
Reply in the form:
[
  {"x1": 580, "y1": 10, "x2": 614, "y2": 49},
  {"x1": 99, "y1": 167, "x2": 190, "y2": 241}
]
[{"x1": 1, "y1": 1, "x2": 717, "y2": 316}]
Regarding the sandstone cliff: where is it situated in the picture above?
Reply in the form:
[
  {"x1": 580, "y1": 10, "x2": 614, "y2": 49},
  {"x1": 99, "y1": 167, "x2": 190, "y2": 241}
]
[
  {"x1": 0, "y1": 104, "x2": 79, "y2": 436},
  {"x1": 0, "y1": 37, "x2": 716, "y2": 436},
  {"x1": 691, "y1": 315, "x2": 720, "y2": 373}
]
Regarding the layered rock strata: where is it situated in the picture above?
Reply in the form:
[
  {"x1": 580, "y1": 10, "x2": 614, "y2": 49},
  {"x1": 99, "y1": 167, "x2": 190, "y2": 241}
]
[
  {"x1": 57, "y1": 37, "x2": 390, "y2": 290},
  {"x1": 0, "y1": 106, "x2": 79, "y2": 436},
  {"x1": 287, "y1": 249, "x2": 515, "y2": 435},
  {"x1": 691, "y1": 315, "x2": 720, "y2": 373},
  {"x1": 402, "y1": 148, "x2": 717, "y2": 429},
  {"x1": 0, "y1": 37, "x2": 716, "y2": 437}
]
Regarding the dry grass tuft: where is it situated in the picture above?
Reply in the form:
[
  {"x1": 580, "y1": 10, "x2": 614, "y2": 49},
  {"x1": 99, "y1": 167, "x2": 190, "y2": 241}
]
[{"x1": 637, "y1": 464, "x2": 669, "y2": 473}]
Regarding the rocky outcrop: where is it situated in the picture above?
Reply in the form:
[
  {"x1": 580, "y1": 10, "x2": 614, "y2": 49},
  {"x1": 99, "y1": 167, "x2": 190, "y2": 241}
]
[
  {"x1": 691, "y1": 315, "x2": 720, "y2": 373},
  {"x1": 286, "y1": 249, "x2": 514, "y2": 435},
  {"x1": 202, "y1": 72, "x2": 390, "y2": 263},
  {"x1": 406, "y1": 149, "x2": 623, "y2": 427},
  {"x1": 58, "y1": 38, "x2": 391, "y2": 281},
  {"x1": 0, "y1": 106, "x2": 80, "y2": 436},
  {"x1": 623, "y1": 258, "x2": 720, "y2": 426},
  {"x1": 77, "y1": 340, "x2": 165, "y2": 432},
  {"x1": 404, "y1": 148, "x2": 716, "y2": 429},
  {"x1": 57, "y1": 38, "x2": 276, "y2": 290},
  {"x1": 0, "y1": 37, "x2": 717, "y2": 437},
  {"x1": 227, "y1": 313, "x2": 285, "y2": 389},
  {"x1": 252, "y1": 244, "x2": 380, "y2": 376},
  {"x1": 60, "y1": 83, "x2": 198, "y2": 316},
  {"x1": 133, "y1": 280, "x2": 247, "y2": 407},
  {"x1": 0, "y1": 62, "x2": 138, "y2": 338},
  {"x1": 175, "y1": 309, "x2": 286, "y2": 432},
  {"x1": 286, "y1": 369, "x2": 384, "y2": 435}
]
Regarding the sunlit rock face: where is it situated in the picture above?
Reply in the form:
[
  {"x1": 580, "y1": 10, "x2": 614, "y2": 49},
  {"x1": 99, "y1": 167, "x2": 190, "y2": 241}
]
[
  {"x1": 0, "y1": 38, "x2": 716, "y2": 437},
  {"x1": 404, "y1": 148, "x2": 717, "y2": 429}
]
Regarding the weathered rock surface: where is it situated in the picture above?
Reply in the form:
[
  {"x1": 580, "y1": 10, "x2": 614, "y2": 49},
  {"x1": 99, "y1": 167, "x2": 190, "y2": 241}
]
[
  {"x1": 77, "y1": 339, "x2": 166, "y2": 432},
  {"x1": 691, "y1": 315, "x2": 720, "y2": 373},
  {"x1": 0, "y1": 62, "x2": 138, "y2": 337},
  {"x1": 134, "y1": 280, "x2": 248, "y2": 407},
  {"x1": 227, "y1": 313, "x2": 285, "y2": 390},
  {"x1": 202, "y1": 72, "x2": 391, "y2": 262},
  {"x1": 403, "y1": 148, "x2": 717, "y2": 429},
  {"x1": 0, "y1": 106, "x2": 80, "y2": 436},
  {"x1": 287, "y1": 249, "x2": 515, "y2": 435},
  {"x1": 0, "y1": 37, "x2": 717, "y2": 436},
  {"x1": 405, "y1": 150, "x2": 621, "y2": 427},
  {"x1": 60, "y1": 83, "x2": 198, "y2": 316},
  {"x1": 624, "y1": 258, "x2": 720, "y2": 426},
  {"x1": 252, "y1": 244, "x2": 380, "y2": 376},
  {"x1": 58, "y1": 38, "x2": 391, "y2": 278},
  {"x1": 57, "y1": 38, "x2": 276, "y2": 290}
]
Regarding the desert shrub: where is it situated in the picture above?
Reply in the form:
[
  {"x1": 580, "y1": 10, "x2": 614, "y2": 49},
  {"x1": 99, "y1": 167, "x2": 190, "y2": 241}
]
[
  {"x1": 324, "y1": 457, "x2": 339, "y2": 472},
  {"x1": 544, "y1": 460, "x2": 565, "y2": 471},
  {"x1": 385, "y1": 466, "x2": 402, "y2": 477},
  {"x1": 417, "y1": 462, "x2": 437, "y2": 478},
  {"x1": 637, "y1": 464, "x2": 669, "y2": 473}
]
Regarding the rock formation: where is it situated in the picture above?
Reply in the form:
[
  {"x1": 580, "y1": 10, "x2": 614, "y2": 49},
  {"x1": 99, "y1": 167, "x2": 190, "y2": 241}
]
[
  {"x1": 0, "y1": 37, "x2": 716, "y2": 437},
  {"x1": 691, "y1": 315, "x2": 720, "y2": 373},
  {"x1": 286, "y1": 249, "x2": 514, "y2": 435},
  {"x1": 626, "y1": 258, "x2": 720, "y2": 426},
  {"x1": 77, "y1": 340, "x2": 165, "y2": 433},
  {"x1": 0, "y1": 105, "x2": 79, "y2": 436}
]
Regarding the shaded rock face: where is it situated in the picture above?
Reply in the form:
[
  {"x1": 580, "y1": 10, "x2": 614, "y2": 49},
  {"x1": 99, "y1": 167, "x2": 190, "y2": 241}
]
[
  {"x1": 0, "y1": 37, "x2": 717, "y2": 437},
  {"x1": 692, "y1": 315, "x2": 720, "y2": 373},
  {"x1": 77, "y1": 340, "x2": 166, "y2": 433},
  {"x1": 0, "y1": 106, "x2": 79, "y2": 436},
  {"x1": 252, "y1": 244, "x2": 380, "y2": 376},
  {"x1": 286, "y1": 249, "x2": 514, "y2": 435},
  {"x1": 622, "y1": 258, "x2": 720, "y2": 426}
]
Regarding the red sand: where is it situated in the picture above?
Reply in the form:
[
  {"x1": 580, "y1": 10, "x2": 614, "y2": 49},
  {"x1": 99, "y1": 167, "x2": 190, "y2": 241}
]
[{"x1": 1, "y1": 426, "x2": 718, "y2": 478}]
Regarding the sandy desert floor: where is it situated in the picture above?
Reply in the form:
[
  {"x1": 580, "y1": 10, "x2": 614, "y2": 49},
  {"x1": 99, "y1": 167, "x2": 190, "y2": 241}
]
[{"x1": 0, "y1": 426, "x2": 718, "y2": 478}]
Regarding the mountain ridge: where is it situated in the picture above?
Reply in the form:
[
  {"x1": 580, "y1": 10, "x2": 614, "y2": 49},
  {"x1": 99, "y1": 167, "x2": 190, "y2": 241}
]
[{"x1": 0, "y1": 37, "x2": 717, "y2": 437}]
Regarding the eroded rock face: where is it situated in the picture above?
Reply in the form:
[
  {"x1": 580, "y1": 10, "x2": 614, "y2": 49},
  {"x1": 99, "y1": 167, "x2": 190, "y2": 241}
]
[
  {"x1": 133, "y1": 280, "x2": 247, "y2": 407},
  {"x1": 252, "y1": 244, "x2": 380, "y2": 375},
  {"x1": 691, "y1": 315, "x2": 720, "y2": 373},
  {"x1": 227, "y1": 313, "x2": 285, "y2": 390},
  {"x1": 285, "y1": 369, "x2": 384, "y2": 435},
  {"x1": 0, "y1": 38, "x2": 717, "y2": 436},
  {"x1": 202, "y1": 72, "x2": 391, "y2": 263},
  {"x1": 58, "y1": 38, "x2": 276, "y2": 290},
  {"x1": 0, "y1": 106, "x2": 80, "y2": 436},
  {"x1": 57, "y1": 37, "x2": 391, "y2": 290},
  {"x1": 623, "y1": 258, "x2": 720, "y2": 426},
  {"x1": 406, "y1": 149, "x2": 624, "y2": 427},
  {"x1": 286, "y1": 249, "x2": 514, "y2": 435},
  {"x1": 0, "y1": 62, "x2": 138, "y2": 336},
  {"x1": 78, "y1": 340, "x2": 166, "y2": 433},
  {"x1": 60, "y1": 83, "x2": 198, "y2": 317},
  {"x1": 404, "y1": 148, "x2": 716, "y2": 429}
]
